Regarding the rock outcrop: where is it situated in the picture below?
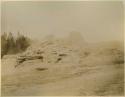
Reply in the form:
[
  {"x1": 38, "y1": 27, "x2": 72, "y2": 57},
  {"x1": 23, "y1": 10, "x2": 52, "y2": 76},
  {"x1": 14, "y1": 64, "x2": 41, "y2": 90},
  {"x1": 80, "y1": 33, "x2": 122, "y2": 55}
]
[{"x1": 15, "y1": 32, "x2": 87, "y2": 67}]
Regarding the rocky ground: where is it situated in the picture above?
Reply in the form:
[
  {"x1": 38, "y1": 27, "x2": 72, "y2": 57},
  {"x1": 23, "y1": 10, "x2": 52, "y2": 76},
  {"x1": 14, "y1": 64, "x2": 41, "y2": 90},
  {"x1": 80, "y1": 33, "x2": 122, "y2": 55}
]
[{"x1": 1, "y1": 33, "x2": 124, "y2": 96}]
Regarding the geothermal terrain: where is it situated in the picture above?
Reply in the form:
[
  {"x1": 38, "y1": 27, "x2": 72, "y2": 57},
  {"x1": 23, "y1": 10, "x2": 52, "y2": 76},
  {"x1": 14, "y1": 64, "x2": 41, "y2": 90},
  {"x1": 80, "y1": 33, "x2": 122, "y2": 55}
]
[{"x1": 1, "y1": 32, "x2": 124, "y2": 96}]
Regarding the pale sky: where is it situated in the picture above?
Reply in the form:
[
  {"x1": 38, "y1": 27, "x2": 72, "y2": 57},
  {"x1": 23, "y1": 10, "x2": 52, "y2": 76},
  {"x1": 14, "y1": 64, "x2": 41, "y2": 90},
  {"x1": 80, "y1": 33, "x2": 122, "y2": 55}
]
[{"x1": 1, "y1": 1, "x2": 124, "y2": 42}]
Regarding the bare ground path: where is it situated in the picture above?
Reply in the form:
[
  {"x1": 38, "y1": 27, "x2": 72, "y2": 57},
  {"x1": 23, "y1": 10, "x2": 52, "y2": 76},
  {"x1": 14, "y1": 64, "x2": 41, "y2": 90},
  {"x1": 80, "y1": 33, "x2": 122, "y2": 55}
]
[{"x1": 2, "y1": 58, "x2": 124, "y2": 96}]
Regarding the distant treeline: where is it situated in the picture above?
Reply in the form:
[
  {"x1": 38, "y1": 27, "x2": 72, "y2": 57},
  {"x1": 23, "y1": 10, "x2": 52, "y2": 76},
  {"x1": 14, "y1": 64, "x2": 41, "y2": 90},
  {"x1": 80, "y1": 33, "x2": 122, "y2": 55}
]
[{"x1": 1, "y1": 32, "x2": 30, "y2": 58}]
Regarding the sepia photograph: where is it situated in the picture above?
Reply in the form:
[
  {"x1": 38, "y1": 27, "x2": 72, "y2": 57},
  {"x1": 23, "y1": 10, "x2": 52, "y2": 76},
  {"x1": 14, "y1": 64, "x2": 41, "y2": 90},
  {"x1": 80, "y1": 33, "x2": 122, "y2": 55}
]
[{"x1": 1, "y1": 1, "x2": 124, "y2": 96}]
